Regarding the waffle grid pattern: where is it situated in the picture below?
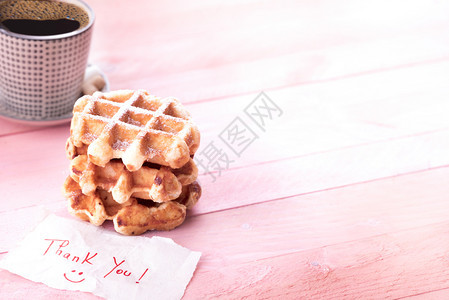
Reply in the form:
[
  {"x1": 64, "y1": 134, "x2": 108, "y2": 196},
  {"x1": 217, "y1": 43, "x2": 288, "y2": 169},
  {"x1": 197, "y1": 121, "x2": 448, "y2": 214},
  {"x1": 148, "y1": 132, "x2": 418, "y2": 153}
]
[
  {"x1": 64, "y1": 90, "x2": 202, "y2": 235},
  {"x1": 71, "y1": 90, "x2": 200, "y2": 170}
]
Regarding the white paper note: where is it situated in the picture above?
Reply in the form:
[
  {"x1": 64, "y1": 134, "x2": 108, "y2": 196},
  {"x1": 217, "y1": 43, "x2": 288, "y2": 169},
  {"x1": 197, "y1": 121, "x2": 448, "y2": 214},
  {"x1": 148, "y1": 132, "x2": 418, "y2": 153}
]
[{"x1": 0, "y1": 214, "x2": 201, "y2": 300}]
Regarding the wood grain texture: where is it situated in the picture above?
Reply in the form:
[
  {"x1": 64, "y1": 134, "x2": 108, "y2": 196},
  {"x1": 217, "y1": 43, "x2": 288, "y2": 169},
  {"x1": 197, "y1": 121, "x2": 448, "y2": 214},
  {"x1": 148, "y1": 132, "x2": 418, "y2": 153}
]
[
  {"x1": 2, "y1": 165, "x2": 449, "y2": 298},
  {"x1": 1, "y1": 0, "x2": 449, "y2": 298},
  {"x1": 402, "y1": 288, "x2": 449, "y2": 300},
  {"x1": 0, "y1": 269, "x2": 101, "y2": 300},
  {"x1": 2, "y1": 60, "x2": 449, "y2": 213},
  {"x1": 2, "y1": 123, "x2": 449, "y2": 215},
  {"x1": 2, "y1": 0, "x2": 449, "y2": 135},
  {"x1": 184, "y1": 222, "x2": 449, "y2": 299}
]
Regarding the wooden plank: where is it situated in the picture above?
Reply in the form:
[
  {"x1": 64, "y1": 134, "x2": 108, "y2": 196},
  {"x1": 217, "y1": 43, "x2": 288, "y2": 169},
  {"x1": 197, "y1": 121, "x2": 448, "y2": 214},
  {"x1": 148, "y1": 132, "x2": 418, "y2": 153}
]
[
  {"x1": 3, "y1": 164, "x2": 449, "y2": 266},
  {"x1": 2, "y1": 117, "x2": 449, "y2": 215},
  {"x1": 2, "y1": 34, "x2": 448, "y2": 137},
  {"x1": 89, "y1": 0, "x2": 449, "y2": 76},
  {"x1": 151, "y1": 166, "x2": 449, "y2": 268},
  {"x1": 2, "y1": 165, "x2": 449, "y2": 298},
  {"x1": 193, "y1": 128, "x2": 449, "y2": 215},
  {"x1": 0, "y1": 206, "x2": 49, "y2": 253},
  {"x1": 109, "y1": 37, "x2": 449, "y2": 105},
  {"x1": 3, "y1": 44, "x2": 448, "y2": 138},
  {"x1": 1, "y1": 0, "x2": 448, "y2": 299},
  {"x1": 0, "y1": 268, "x2": 101, "y2": 300},
  {"x1": 183, "y1": 222, "x2": 449, "y2": 299},
  {"x1": 187, "y1": 59, "x2": 449, "y2": 168},
  {"x1": 2, "y1": 54, "x2": 449, "y2": 147},
  {"x1": 3, "y1": 222, "x2": 449, "y2": 300},
  {"x1": 401, "y1": 288, "x2": 449, "y2": 299},
  {"x1": 3, "y1": 45, "x2": 449, "y2": 148},
  {"x1": 2, "y1": 57, "x2": 449, "y2": 216},
  {"x1": 88, "y1": 0, "x2": 449, "y2": 101},
  {"x1": 0, "y1": 123, "x2": 41, "y2": 138},
  {"x1": 3, "y1": 0, "x2": 449, "y2": 136}
]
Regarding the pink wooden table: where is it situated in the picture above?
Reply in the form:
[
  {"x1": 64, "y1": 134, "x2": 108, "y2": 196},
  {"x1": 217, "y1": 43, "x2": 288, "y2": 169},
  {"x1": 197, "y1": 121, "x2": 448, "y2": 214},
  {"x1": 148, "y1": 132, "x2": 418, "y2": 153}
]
[{"x1": 2, "y1": 0, "x2": 449, "y2": 298}]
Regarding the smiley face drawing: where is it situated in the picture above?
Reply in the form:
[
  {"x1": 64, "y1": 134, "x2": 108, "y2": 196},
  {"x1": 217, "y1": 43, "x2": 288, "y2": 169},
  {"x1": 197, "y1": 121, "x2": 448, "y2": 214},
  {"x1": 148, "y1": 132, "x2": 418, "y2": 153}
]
[{"x1": 63, "y1": 269, "x2": 86, "y2": 283}]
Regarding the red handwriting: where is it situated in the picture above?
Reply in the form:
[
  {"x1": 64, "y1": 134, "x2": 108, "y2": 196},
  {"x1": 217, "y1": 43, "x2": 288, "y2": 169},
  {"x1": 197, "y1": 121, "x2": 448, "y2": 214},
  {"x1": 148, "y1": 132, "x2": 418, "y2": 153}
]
[
  {"x1": 43, "y1": 238, "x2": 97, "y2": 265},
  {"x1": 136, "y1": 268, "x2": 149, "y2": 284},
  {"x1": 64, "y1": 269, "x2": 86, "y2": 283},
  {"x1": 81, "y1": 252, "x2": 97, "y2": 265},
  {"x1": 43, "y1": 239, "x2": 68, "y2": 256},
  {"x1": 103, "y1": 257, "x2": 149, "y2": 284},
  {"x1": 104, "y1": 256, "x2": 131, "y2": 278},
  {"x1": 42, "y1": 239, "x2": 149, "y2": 284}
]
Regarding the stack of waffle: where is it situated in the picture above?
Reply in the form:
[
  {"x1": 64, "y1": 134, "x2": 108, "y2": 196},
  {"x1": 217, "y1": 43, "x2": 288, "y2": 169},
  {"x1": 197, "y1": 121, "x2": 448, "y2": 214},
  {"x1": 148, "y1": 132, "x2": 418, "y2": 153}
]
[{"x1": 62, "y1": 90, "x2": 201, "y2": 235}]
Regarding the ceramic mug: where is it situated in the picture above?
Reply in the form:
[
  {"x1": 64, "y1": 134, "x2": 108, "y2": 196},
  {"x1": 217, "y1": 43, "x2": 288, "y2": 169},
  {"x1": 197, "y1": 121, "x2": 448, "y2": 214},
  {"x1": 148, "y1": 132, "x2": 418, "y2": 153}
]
[{"x1": 0, "y1": 0, "x2": 94, "y2": 121}]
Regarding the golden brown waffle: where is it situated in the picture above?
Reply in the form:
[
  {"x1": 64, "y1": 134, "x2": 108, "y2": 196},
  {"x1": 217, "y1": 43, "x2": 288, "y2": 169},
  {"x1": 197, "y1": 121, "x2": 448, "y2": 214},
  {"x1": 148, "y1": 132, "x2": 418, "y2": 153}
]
[
  {"x1": 177, "y1": 181, "x2": 202, "y2": 209},
  {"x1": 62, "y1": 177, "x2": 201, "y2": 235},
  {"x1": 113, "y1": 201, "x2": 186, "y2": 235},
  {"x1": 65, "y1": 137, "x2": 88, "y2": 160},
  {"x1": 70, "y1": 90, "x2": 200, "y2": 171},
  {"x1": 69, "y1": 154, "x2": 198, "y2": 203},
  {"x1": 62, "y1": 176, "x2": 132, "y2": 226},
  {"x1": 67, "y1": 137, "x2": 199, "y2": 185},
  {"x1": 70, "y1": 154, "x2": 180, "y2": 203}
]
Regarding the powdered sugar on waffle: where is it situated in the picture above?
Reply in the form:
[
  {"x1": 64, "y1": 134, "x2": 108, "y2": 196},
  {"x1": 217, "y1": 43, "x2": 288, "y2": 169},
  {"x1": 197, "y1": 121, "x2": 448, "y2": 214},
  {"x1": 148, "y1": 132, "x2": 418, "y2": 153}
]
[
  {"x1": 70, "y1": 90, "x2": 200, "y2": 170},
  {"x1": 64, "y1": 90, "x2": 202, "y2": 235}
]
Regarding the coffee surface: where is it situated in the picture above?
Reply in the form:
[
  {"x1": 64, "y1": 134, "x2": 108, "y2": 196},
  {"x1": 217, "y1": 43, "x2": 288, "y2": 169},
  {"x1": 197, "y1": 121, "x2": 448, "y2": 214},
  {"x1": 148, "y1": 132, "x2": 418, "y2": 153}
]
[
  {"x1": 2, "y1": 18, "x2": 80, "y2": 35},
  {"x1": 0, "y1": 0, "x2": 89, "y2": 35}
]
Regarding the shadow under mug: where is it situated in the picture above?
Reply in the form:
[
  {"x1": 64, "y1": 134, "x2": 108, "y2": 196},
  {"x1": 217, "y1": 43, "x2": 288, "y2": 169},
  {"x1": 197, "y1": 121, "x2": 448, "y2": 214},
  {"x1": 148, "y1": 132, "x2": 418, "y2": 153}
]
[{"x1": 0, "y1": 0, "x2": 94, "y2": 121}]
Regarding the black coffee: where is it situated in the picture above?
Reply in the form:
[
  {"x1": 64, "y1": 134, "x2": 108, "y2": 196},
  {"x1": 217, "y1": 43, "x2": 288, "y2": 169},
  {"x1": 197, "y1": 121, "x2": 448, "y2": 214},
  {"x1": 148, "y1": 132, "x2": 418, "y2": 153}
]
[
  {"x1": 2, "y1": 19, "x2": 80, "y2": 36},
  {"x1": 0, "y1": 0, "x2": 89, "y2": 36}
]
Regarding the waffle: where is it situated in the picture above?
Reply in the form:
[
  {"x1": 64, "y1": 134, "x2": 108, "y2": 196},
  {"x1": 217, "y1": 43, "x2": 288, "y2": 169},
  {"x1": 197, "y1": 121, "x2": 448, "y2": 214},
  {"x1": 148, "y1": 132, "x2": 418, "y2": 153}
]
[
  {"x1": 177, "y1": 181, "x2": 202, "y2": 209},
  {"x1": 62, "y1": 177, "x2": 201, "y2": 235},
  {"x1": 65, "y1": 137, "x2": 88, "y2": 160},
  {"x1": 70, "y1": 90, "x2": 200, "y2": 171},
  {"x1": 113, "y1": 201, "x2": 186, "y2": 235},
  {"x1": 62, "y1": 176, "x2": 133, "y2": 226},
  {"x1": 67, "y1": 137, "x2": 199, "y2": 184},
  {"x1": 70, "y1": 154, "x2": 178, "y2": 203},
  {"x1": 69, "y1": 153, "x2": 198, "y2": 203}
]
